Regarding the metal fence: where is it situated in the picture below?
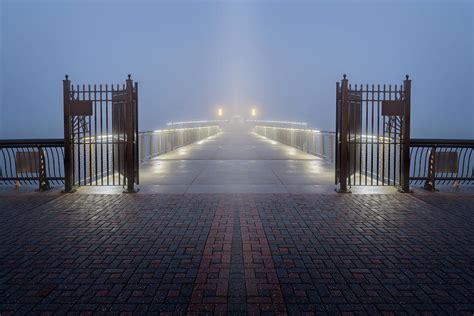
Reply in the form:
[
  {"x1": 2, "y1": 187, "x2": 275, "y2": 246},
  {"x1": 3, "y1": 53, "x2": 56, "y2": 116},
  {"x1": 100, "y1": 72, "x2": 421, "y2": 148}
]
[
  {"x1": 0, "y1": 139, "x2": 65, "y2": 190},
  {"x1": 253, "y1": 124, "x2": 336, "y2": 162},
  {"x1": 410, "y1": 139, "x2": 474, "y2": 189},
  {"x1": 335, "y1": 75, "x2": 411, "y2": 192},
  {"x1": 63, "y1": 75, "x2": 139, "y2": 192},
  {"x1": 139, "y1": 123, "x2": 221, "y2": 162},
  {"x1": 3, "y1": 124, "x2": 472, "y2": 193}
]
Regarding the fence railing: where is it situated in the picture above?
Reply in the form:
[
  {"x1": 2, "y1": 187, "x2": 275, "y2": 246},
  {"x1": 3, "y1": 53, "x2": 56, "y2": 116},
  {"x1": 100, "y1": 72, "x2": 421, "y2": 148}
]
[
  {"x1": 3, "y1": 130, "x2": 472, "y2": 192},
  {"x1": 139, "y1": 124, "x2": 221, "y2": 162},
  {"x1": 247, "y1": 120, "x2": 309, "y2": 130},
  {"x1": 410, "y1": 139, "x2": 474, "y2": 190},
  {"x1": 253, "y1": 124, "x2": 336, "y2": 162},
  {"x1": 165, "y1": 120, "x2": 227, "y2": 129},
  {"x1": 0, "y1": 139, "x2": 65, "y2": 190},
  {"x1": 0, "y1": 123, "x2": 222, "y2": 190}
]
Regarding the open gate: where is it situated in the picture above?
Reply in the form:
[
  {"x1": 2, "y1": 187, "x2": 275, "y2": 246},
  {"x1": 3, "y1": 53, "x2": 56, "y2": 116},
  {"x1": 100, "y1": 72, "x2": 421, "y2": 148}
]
[
  {"x1": 336, "y1": 75, "x2": 411, "y2": 192},
  {"x1": 63, "y1": 75, "x2": 139, "y2": 192}
]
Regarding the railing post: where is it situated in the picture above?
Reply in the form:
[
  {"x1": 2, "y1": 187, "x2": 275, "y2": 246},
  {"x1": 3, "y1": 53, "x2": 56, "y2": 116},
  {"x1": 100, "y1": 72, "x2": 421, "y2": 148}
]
[
  {"x1": 306, "y1": 132, "x2": 309, "y2": 154},
  {"x1": 337, "y1": 75, "x2": 350, "y2": 193},
  {"x1": 424, "y1": 146, "x2": 437, "y2": 191},
  {"x1": 321, "y1": 133, "x2": 325, "y2": 158},
  {"x1": 330, "y1": 133, "x2": 335, "y2": 162},
  {"x1": 400, "y1": 75, "x2": 412, "y2": 192},
  {"x1": 158, "y1": 133, "x2": 162, "y2": 155},
  {"x1": 38, "y1": 146, "x2": 51, "y2": 191},
  {"x1": 62, "y1": 75, "x2": 74, "y2": 192},
  {"x1": 134, "y1": 82, "x2": 139, "y2": 185},
  {"x1": 124, "y1": 74, "x2": 137, "y2": 193},
  {"x1": 147, "y1": 134, "x2": 151, "y2": 161}
]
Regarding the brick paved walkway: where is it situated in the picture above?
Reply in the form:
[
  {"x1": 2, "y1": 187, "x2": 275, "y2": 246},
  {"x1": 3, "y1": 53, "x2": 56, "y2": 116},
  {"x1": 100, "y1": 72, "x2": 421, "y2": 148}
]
[{"x1": 0, "y1": 192, "x2": 473, "y2": 315}]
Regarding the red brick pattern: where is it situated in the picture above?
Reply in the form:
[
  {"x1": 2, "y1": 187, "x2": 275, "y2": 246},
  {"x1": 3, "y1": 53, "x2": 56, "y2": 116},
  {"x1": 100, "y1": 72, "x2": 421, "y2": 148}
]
[
  {"x1": 240, "y1": 199, "x2": 287, "y2": 315},
  {"x1": 188, "y1": 199, "x2": 234, "y2": 314},
  {"x1": 0, "y1": 193, "x2": 473, "y2": 314},
  {"x1": 256, "y1": 193, "x2": 474, "y2": 314}
]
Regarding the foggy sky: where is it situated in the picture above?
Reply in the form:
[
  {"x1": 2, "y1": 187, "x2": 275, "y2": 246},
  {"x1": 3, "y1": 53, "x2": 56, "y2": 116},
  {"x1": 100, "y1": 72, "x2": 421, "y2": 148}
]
[{"x1": 1, "y1": 0, "x2": 473, "y2": 139}]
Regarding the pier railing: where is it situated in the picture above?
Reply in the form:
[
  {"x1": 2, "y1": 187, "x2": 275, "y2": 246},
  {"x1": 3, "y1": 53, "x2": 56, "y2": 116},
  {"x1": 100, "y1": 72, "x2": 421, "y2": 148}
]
[
  {"x1": 252, "y1": 122, "x2": 474, "y2": 189},
  {"x1": 410, "y1": 139, "x2": 474, "y2": 190},
  {"x1": 138, "y1": 122, "x2": 222, "y2": 162},
  {"x1": 252, "y1": 122, "x2": 336, "y2": 162},
  {"x1": 0, "y1": 139, "x2": 65, "y2": 190},
  {"x1": 0, "y1": 122, "x2": 222, "y2": 190},
  {"x1": 2, "y1": 126, "x2": 472, "y2": 192}
]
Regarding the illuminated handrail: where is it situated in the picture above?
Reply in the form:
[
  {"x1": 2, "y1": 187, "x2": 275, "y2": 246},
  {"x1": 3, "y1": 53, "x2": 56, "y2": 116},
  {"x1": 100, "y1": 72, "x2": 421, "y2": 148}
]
[
  {"x1": 253, "y1": 124, "x2": 336, "y2": 162},
  {"x1": 246, "y1": 119, "x2": 309, "y2": 129},
  {"x1": 165, "y1": 120, "x2": 227, "y2": 129},
  {"x1": 139, "y1": 122, "x2": 222, "y2": 162}
]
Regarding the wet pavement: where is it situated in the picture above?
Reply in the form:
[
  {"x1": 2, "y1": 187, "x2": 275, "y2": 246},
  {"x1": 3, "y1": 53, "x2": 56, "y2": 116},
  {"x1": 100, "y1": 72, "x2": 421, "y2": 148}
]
[{"x1": 0, "y1": 192, "x2": 473, "y2": 314}]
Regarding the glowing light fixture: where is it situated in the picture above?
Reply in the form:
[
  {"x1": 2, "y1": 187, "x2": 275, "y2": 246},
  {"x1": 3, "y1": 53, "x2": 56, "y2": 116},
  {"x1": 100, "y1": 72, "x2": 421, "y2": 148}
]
[
  {"x1": 218, "y1": 108, "x2": 223, "y2": 117},
  {"x1": 251, "y1": 108, "x2": 256, "y2": 117}
]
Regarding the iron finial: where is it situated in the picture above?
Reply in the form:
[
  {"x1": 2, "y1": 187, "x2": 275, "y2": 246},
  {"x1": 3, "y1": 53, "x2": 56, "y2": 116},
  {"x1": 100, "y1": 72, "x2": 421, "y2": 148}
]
[
  {"x1": 128, "y1": 74, "x2": 131, "y2": 80},
  {"x1": 343, "y1": 74, "x2": 347, "y2": 80},
  {"x1": 405, "y1": 74, "x2": 409, "y2": 80},
  {"x1": 65, "y1": 74, "x2": 69, "y2": 80}
]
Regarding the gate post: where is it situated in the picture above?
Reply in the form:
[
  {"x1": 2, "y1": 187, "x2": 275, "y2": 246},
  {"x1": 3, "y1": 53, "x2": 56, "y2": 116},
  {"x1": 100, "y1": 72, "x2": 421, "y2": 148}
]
[
  {"x1": 338, "y1": 74, "x2": 351, "y2": 193},
  {"x1": 63, "y1": 75, "x2": 74, "y2": 192},
  {"x1": 400, "y1": 75, "x2": 411, "y2": 192},
  {"x1": 125, "y1": 74, "x2": 137, "y2": 193}
]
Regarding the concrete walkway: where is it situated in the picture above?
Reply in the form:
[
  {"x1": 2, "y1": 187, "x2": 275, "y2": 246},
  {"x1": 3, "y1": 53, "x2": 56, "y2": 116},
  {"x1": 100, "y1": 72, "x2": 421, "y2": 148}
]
[{"x1": 138, "y1": 131, "x2": 336, "y2": 193}]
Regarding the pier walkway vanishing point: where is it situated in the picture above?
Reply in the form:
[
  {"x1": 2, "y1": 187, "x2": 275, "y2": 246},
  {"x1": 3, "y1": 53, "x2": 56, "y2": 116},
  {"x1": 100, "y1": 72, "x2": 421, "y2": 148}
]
[{"x1": 137, "y1": 130, "x2": 335, "y2": 194}]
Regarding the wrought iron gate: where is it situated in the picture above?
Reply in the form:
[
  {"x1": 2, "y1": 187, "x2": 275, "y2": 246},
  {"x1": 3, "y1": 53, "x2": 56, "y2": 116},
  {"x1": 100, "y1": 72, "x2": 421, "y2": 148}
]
[
  {"x1": 336, "y1": 75, "x2": 411, "y2": 192},
  {"x1": 63, "y1": 75, "x2": 139, "y2": 192}
]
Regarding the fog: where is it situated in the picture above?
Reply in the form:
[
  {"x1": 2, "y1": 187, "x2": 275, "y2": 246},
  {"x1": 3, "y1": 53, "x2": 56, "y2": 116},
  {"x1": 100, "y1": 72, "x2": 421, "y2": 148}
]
[{"x1": 1, "y1": 0, "x2": 473, "y2": 139}]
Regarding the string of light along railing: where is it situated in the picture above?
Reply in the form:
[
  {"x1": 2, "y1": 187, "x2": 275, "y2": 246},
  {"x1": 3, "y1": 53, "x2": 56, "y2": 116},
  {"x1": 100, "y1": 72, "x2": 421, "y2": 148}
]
[{"x1": 166, "y1": 120, "x2": 227, "y2": 126}]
